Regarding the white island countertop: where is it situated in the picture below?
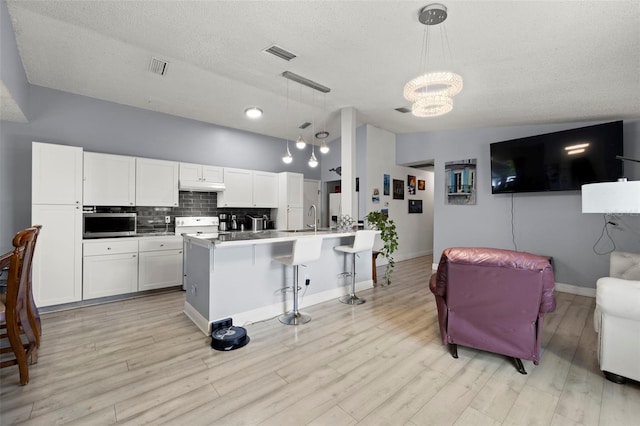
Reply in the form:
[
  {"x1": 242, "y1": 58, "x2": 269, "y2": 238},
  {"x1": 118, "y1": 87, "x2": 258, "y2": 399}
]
[{"x1": 183, "y1": 228, "x2": 357, "y2": 247}]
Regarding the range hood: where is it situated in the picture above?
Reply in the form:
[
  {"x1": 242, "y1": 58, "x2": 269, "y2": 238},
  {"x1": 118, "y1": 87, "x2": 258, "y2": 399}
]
[{"x1": 179, "y1": 180, "x2": 226, "y2": 192}]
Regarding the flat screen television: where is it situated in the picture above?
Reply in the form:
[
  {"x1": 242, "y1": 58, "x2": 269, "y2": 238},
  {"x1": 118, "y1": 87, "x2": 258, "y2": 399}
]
[{"x1": 490, "y1": 121, "x2": 623, "y2": 194}]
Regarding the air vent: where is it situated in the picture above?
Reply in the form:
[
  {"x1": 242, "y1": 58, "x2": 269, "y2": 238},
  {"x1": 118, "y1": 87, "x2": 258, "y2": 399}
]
[
  {"x1": 395, "y1": 107, "x2": 411, "y2": 113},
  {"x1": 263, "y1": 45, "x2": 297, "y2": 62},
  {"x1": 299, "y1": 122, "x2": 311, "y2": 130},
  {"x1": 149, "y1": 57, "x2": 169, "y2": 76}
]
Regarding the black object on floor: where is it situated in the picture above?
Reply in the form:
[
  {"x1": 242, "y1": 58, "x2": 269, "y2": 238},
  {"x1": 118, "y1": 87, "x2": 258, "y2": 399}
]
[{"x1": 211, "y1": 323, "x2": 250, "y2": 351}]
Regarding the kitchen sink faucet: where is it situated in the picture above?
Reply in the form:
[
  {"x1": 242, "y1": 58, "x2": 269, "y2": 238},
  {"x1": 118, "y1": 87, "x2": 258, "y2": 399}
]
[{"x1": 308, "y1": 204, "x2": 317, "y2": 232}]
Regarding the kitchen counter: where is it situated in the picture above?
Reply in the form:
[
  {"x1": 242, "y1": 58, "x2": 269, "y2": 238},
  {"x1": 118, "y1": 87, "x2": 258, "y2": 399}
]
[
  {"x1": 182, "y1": 229, "x2": 374, "y2": 334},
  {"x1": 183, "y1": 228, "x2": 355, "y2": 247}
]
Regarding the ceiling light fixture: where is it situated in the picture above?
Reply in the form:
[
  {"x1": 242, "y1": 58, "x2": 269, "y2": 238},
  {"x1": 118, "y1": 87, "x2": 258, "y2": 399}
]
[
  {"x1": 282, "y1": 80, "x2": 293, "y2": 164},
  {"x1": 244, "y1": 107, "x2": 263, "y2": 119},
  {"x1": 404, "y1": 3, "x2": 463, "y2": 117},
  {"x1": 318, "y1": 92, "x2": 330, "y2": 154},
  {"x1": 309, "y1": 90, "x2": 318, "y2": 168},
  {"x1": 296, "y1": 85, "x2": 307, "y2": 149}
]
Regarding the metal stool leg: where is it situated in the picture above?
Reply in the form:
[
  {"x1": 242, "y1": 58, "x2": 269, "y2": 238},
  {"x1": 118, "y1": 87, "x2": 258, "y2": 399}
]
[
  {"x1": 279, "y1": 265, "x2": 311, "y2": 325},
  {"x1": 340, "y1": 253, "x2": 366, "y2": 305}
]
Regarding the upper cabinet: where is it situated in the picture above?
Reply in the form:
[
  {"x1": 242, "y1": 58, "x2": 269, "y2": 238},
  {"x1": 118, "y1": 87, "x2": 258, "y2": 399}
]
[
  {"x1": 32, "y1": 142, "x2": 83, "y2": 205},
  {"x1": 83, "y1": 152, "x2": 136, "y2": 206},
  {"x1": 252, "y1": 171, "x2": 279, "y2": 208},
  {"x1": 179, "y1": 162, "x2": 225, "y2": 191},
  {"x1": 179, "y1": 162, "x2": 223, "y2": 183},
  {"x1": 217, "y1": 168, "x2": 278, "y2": 208},
  {"x1": 275, "y1": 172, "x2": 305, "y2": 229},
  {"x1": 135, "y1": 158, "x2": 179, "y2": 207}
]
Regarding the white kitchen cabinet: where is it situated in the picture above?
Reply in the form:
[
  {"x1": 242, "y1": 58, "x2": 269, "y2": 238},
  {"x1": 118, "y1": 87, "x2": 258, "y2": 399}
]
[
  {"x1": 32, "y1": 142, "x2": 83, "y2": 206},
  {"x1": 179, "y1": 162, "x2": 223, "y2": 184},
  {"x1": 138, "y1": 238, "x2": 183, "y2": 291},
  {"x1": 217, "y1": 168, "x2": 278, "y2": 208},
  {"x1": 135, "y1": 158, "x2": 179, "y2": 207},
  {"x1": 252, "y1": 171, "x2": 278, "y2": 207},
  {"x1": 83, "y1": 152, "x2": 136, "y2": 206},
  {"x1": 31, "y1": 204, "x2": 83, "y2": 306},
  {"x1": 275, "y1": 172, "x2": 305, "y2": 229},
  {"x1": 83, "y1": 240, "x2": 139, "y2": 299},
  {"x1": 32, "y1": 142, "x2": 83, "y2": 307}
]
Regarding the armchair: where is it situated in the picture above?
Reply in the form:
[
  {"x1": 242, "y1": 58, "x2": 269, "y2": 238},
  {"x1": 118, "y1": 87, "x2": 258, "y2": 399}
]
[
  {"x1": 429, "y1": 247, "x2": 555, "y2": 374},
  {"x1": 594, "y1": 250, "x2": 640, "y2": 384}
]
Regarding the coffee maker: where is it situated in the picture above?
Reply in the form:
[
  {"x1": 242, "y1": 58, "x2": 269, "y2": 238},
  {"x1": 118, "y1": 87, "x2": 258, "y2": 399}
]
[{"x1": 218, "y1": 213, "x2": 228, "y2": 232}]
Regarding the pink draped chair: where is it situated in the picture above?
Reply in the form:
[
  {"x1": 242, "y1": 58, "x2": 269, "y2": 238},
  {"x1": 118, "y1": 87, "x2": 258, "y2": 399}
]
[{"x1": 429, "y1": 247, "x2": 556, "y2": 374}]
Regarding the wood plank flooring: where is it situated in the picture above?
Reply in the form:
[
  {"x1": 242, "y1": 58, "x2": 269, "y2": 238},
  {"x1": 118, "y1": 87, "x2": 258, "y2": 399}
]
[{"x1": 1, "y1": 256, "x2": 639, "y2": 425}]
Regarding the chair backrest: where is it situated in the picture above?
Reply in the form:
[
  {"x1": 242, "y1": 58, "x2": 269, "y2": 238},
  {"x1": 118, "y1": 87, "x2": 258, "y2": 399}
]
[
  {"x1": 609, "y1": 251, "x2": 640, "y2": 280},
  {"x1": 3, "y1": 227, "x2": 39, "y2": 328},
  {"x1": 352, "y1": 230, "x2": 377, "y2": 252},
  {"x1": 291, "y1": 237, "x2": 323, "y2": 265},
  {"x1": 431, "y1": 246, "x2": 556, "y2": 363}
]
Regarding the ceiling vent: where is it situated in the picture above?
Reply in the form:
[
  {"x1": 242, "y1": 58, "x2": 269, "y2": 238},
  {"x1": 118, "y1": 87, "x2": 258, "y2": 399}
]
[
  {"x1": 263, "y1": 45, "x2": 297, "y2": 62},
  {"x1": 149, "y1": 57, "x2": 169, "y2": 76},
  {"x1": 395, "y1": 107, "x2": 411, "y2": 113},
  {"x1": 299, "y1": 122, "x2": 311, "y2": 129}
]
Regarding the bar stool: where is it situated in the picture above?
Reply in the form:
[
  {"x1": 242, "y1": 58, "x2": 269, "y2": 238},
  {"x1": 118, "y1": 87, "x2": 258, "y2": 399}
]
[
  {"x1": 335, "y1": 230, "x2": 377, "y2": 305},
  {"x1": 274, "y1": 237, "x2": 323, "y2": 325}
]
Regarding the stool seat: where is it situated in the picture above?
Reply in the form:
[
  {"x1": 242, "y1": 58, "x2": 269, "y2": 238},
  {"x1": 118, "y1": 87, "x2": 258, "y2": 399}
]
[
  {"x1": 335, "y1": 230, "x2": 376, "y2": 305},
  {"x1": 274, "y1": 237, "x2": 323, "y2": 325}
]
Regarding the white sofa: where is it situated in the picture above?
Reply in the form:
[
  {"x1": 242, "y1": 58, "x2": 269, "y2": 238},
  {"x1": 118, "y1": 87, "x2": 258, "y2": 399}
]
[{"x1": 594, "y1": 250, "x2": 640, "y2": 383}]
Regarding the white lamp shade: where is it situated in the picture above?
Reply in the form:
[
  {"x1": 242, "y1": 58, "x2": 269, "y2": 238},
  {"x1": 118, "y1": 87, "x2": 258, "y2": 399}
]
[{"x1": 581, "y1": 181, "x2": 640, "y2": 213}]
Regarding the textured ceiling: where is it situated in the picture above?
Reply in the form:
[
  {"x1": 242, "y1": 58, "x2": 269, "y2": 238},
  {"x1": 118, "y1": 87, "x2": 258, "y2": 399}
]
[{"x1": 4, "y1": 1, "x2": 640, "y2": 142}]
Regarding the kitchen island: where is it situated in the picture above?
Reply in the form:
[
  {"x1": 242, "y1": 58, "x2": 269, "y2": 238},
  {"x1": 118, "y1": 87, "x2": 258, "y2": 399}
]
[{"x1": 182, "y1": 229, "x2": 374, "y2": 334}]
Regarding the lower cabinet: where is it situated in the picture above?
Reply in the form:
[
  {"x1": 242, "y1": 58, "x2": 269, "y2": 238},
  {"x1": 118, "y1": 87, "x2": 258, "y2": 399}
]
[
  {"x1": 83, "y1": 240, "x2": 138, "y2": 299},
  {"x1": 83, "y1": 237, "x2": 183, "y2": 300},
  {"x1": 138, "y1": 238, "x2": 183, "y2": 291}
]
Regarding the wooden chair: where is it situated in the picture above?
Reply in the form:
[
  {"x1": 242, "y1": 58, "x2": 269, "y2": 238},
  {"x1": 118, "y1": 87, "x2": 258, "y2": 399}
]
[{"x1": 0, "y1": 226, "x2": 40, "y2": 385}]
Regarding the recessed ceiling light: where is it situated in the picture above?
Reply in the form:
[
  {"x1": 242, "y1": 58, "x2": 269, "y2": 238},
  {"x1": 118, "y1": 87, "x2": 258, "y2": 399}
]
[{"x1": 244, "y1": 107, "x2": 263, "y2": 119}]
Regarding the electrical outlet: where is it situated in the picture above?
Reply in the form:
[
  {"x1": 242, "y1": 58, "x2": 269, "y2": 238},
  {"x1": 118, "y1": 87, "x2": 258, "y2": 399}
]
[{"x1": 165, "y1": 215, "x2": 171, "y2": 224}]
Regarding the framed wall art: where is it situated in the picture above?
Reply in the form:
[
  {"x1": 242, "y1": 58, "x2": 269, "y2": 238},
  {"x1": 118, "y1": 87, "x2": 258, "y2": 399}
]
[
  {"x1": 393, "y1": 179, "x2": 404, "y2": 200},
  {"x1": 407, "y1": 175, "x2": 416, "y2": 195},
  {"x1": 408, "y1": 199, "x2": 423, "y2": 214},
  {"x1": 418, "y1": 179, "x2": 425, "y2": 191},
  {"x1": 445, "y1": 158, "x2": 477, "y2": 205}
]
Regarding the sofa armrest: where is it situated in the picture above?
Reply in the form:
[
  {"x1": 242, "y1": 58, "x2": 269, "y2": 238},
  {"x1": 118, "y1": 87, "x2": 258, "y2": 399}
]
[{"x1": 596, "y1": 276, "x2": 640, "y2": 321}]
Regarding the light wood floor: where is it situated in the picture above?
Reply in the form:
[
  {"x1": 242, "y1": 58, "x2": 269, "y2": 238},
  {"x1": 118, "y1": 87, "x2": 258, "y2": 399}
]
[{"x1": 1, "y1": 256, "x2": 639, "y2": 425}]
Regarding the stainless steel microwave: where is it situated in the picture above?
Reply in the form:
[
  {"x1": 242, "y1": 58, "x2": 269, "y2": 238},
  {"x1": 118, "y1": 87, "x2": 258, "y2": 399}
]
[{"x1": 83, "y1": 213, "x2": 137, "y2": 238}]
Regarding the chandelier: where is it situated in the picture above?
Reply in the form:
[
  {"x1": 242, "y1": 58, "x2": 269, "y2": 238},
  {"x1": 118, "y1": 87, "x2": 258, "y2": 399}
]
[{"x1": 403, "y1": 3, "x2": 463, "y2": 117}]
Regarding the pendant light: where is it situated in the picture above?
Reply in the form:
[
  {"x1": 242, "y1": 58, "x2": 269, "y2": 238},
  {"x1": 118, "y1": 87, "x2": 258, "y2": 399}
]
[
  {"x1": 308, "y1": 90, "x2": 318, "y2": 168},
  {"x1": 296, "y1": 84, "x2": 307, "y2": 149},
  {"x1": 282, "y1": 79, "x2": 293, "y2": 164},
  {"x1": 318, "y1": 92, "x2": 330, "y2": 154}
]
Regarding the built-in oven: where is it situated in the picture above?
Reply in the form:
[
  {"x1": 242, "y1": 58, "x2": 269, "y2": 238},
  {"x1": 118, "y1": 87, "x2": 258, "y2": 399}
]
[{"x1": 83, "y1": 212, "x2": 137, "y2": 238}]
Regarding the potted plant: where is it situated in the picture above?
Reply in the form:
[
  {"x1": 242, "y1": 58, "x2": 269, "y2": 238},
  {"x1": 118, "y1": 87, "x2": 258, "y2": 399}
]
[{"x1": 365, "y1": 211, "x2": 399, "y2": 284}]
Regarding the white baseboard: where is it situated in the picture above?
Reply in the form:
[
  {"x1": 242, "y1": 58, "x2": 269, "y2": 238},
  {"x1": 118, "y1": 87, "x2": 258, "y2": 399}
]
[
  {"x1": 185, "y1": 279, "x2": 374, "y2": 335},
  {"x1": 555, "y1": 282, "x2": 596, "y2": 298},
  {"x1": 183, "y1": 302, "x2": 210, "y2": 335}
]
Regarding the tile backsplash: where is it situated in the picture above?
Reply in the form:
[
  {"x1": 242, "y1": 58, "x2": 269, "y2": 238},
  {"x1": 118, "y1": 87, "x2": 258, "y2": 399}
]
[{"x1": 96, "y1": 192, "x2": 272, "y2": 233}]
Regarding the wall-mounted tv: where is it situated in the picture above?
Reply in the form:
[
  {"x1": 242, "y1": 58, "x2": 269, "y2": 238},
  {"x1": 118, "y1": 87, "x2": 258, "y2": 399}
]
[{"x1": 490, "y1": 121, "x2": 623, "y2": 194}]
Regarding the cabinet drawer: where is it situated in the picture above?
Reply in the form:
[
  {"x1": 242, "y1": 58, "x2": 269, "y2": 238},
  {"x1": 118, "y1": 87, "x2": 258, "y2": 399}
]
[
  {"x1": 84, "y1": 240, "x2": 138, "y2": 256},
  {"x1": 139, "y1": 238, "x2": 182, "y2": 252}
]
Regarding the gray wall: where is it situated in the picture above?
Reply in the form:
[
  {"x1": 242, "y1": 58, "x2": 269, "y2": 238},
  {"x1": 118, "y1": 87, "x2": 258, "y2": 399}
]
[
  {"x1": 396, "y1": 120, "x2": 640, "y2": 289},
  {"x1": 0, "y1": 84, "x2": 322, "y2": 252},
  {"x1": 1, "y1": 0, "x2": 28, "y2": 117}
]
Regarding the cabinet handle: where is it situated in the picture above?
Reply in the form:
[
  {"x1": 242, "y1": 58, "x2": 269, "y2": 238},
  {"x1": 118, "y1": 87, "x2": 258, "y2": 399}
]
[
  {"x1": 132, "y1": 254, "x2": 136, "y2": 258},
  {"x1": 160, "y1": 244, "x2": 164, "y2": 247},
  {"x1": 107, "y1": 247, "x2": 111, "y2": 250},
  {"x1": 178, "y1": 251, "x2": 182, "y2": 254}
]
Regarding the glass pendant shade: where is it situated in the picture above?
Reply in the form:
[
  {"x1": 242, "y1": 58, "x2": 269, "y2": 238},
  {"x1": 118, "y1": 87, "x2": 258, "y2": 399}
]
[
  {"x1": 296, "y1": 135, "x2": 306, "y2": 149},
  {"x1": 308, "y1": 149, "x2": 318, "y2": 168},
  {"x1": 282, "y1": 143, "x2": 293, "y2": 164},
  {"x1": 319, "y1": 141, "x2": 329, "y2": 154}
]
